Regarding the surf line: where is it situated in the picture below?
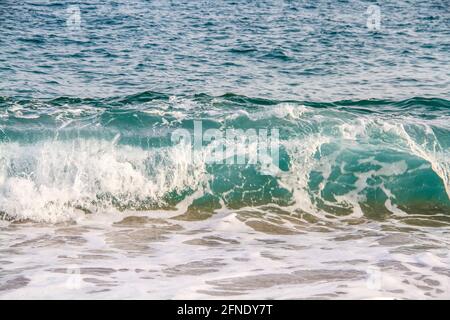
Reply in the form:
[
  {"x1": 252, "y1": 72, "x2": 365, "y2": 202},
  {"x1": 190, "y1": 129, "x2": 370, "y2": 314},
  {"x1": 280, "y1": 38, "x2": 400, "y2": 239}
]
[{"x1": 177, "y1": 304, "x2": 211, "y2": 318}]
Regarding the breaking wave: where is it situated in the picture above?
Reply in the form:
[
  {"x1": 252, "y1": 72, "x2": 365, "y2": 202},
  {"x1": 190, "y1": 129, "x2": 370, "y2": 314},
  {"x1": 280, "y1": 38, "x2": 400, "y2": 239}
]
[{"x1": 0, "y1": 93, "x2": 449, "y2": 222}]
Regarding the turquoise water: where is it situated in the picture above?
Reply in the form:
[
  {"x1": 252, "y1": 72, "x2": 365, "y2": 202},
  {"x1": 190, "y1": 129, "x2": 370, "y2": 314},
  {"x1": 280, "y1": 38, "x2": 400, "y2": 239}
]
[
  {"x1": 0, "y1": 1, "x2": 449, "y2": 222},
  {"x1": 0, "y1": 0, "x2": 450, "y2": 300},
  {"x1": 0, "y1": 93, "x2": 449, "y2": 222}
]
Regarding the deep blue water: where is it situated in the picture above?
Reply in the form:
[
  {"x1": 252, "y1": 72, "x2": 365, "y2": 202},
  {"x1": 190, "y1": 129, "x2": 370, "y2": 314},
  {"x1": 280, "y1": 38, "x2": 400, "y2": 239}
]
[
  {"x1": 1, "y1": 0, "x2": 449, "y2": 99},
  {"x1": 0, "y1": 1, "x2": 449, "y2": 222}
]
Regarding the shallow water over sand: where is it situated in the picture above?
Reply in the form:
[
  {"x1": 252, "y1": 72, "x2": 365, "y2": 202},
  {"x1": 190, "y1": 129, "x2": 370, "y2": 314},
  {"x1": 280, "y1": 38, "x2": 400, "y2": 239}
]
[{"x1": 1, "y1": 211, "x2": 448, "y2": 299}]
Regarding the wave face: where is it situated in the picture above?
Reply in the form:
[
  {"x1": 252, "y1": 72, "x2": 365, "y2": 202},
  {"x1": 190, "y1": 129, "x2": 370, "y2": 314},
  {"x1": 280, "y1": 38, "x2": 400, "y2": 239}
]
[{"x1": 0, "y1": 93, "x2": 449, "y2": 222}]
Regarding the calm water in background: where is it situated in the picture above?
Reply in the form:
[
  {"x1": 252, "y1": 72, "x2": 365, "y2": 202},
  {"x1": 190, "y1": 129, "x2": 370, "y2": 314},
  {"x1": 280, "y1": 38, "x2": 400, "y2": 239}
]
[
  {"x1": 0, "y1": 0, "x2": 449, "y2": 299},
  {"x1": 1, "y1": 0, "x2": 449, "y2": 100}
]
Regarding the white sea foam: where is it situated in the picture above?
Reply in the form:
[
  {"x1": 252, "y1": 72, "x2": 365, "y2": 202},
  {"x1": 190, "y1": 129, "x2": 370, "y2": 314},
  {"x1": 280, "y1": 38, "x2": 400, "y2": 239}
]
[
  {"x1": 0, "y1": 212, "x2": 448, "y2": 299},
  {"x1": 0, "y1": 139, "x2": 207, "y2": 222},
  {"x1": 0, "y1": 105, "x2": 448, "y2": 222}
]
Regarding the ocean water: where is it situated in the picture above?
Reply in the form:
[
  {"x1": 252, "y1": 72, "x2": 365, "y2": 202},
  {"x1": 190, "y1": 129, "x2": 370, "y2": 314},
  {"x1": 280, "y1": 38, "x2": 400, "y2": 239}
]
[{"x1": 0, "y1": 0, "x2": 449, "y2": 299}]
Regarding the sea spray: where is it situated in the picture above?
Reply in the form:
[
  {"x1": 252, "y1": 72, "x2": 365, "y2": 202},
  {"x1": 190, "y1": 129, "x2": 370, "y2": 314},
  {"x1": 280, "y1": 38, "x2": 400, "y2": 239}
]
[{"x1": 0, "y1": 94, "x2": 449, "y2": 222}]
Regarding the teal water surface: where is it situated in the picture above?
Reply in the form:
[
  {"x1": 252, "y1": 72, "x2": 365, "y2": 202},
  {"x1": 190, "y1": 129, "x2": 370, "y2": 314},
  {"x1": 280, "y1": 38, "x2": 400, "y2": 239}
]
[{"x1": 0, "y1": 1, "x2": 449, "y2": 223}]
